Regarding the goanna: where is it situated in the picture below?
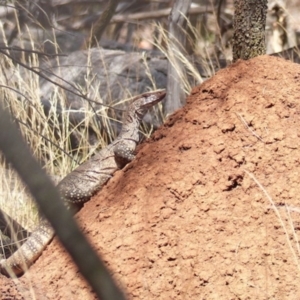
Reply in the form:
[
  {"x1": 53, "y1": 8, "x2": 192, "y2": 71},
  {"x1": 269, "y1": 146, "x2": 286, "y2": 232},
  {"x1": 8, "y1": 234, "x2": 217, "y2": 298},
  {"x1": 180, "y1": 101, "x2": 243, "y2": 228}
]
[{"x1": 0, "y1": 90, "x2": 166, "y2": 276}]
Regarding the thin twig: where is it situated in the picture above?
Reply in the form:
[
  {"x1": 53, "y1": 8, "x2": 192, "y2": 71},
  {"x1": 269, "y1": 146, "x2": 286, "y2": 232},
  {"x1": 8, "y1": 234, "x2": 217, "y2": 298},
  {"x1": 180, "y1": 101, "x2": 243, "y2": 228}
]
[
  {"x1": 0, "y1": 48, "x2": 119, "y2": 110},
  {"x1": 111, "y1": 6, "x2": 212, "y2": 23},
  {"x1": 244, "y1": 169, "x2": 300, "y2": 270},
  {"x1": 0, "y1": 46, "x2": 67, "y2": 57},
  {"x1": 236, "y1": 112, "x2": 265, "y2": 142},
  {"x1": 268, "y1": 204, "x2": 300, "y2": 214}
]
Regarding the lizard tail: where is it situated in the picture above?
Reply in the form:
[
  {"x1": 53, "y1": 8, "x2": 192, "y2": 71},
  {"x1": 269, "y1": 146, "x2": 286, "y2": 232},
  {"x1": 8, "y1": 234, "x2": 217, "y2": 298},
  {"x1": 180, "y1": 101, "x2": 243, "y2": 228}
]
[{"x1": 0, "y1": 218, "x2": 54, "y2": 276}]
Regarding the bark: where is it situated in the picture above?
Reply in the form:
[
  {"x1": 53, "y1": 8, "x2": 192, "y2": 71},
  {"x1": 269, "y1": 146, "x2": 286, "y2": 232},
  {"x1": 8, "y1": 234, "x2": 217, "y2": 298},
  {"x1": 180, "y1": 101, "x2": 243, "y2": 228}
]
[{"x1": 232, "y1": 0, "x2": 268, "y2": 62}]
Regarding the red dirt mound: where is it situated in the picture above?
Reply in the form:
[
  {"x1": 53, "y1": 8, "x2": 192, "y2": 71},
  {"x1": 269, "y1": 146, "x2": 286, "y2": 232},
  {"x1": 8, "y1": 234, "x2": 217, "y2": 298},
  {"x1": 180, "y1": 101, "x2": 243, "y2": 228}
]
[{"x1": 2, "y1": 55, "x2": 300, "y2": 299}]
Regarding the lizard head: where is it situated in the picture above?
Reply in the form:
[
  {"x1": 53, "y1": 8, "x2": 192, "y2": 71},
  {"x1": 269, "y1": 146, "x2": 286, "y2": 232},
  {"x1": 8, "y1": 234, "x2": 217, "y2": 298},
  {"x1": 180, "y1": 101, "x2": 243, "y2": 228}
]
[{"x1": 133, "y1": 89, "x2": 166, "y2": 120}]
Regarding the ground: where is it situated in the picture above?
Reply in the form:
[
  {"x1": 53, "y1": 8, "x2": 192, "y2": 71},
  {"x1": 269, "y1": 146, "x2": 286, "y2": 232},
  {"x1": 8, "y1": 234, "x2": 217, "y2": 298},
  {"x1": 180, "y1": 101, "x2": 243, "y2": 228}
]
[{"x1": 1, "y1": 55, "x2": 300, "y2": 299}]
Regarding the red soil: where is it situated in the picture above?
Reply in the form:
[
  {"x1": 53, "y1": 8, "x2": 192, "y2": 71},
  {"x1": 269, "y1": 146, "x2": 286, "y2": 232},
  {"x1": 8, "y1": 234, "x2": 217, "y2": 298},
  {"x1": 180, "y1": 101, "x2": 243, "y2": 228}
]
[{"x1": 2, "y1": 55, "x2": 300, "y2": 299}]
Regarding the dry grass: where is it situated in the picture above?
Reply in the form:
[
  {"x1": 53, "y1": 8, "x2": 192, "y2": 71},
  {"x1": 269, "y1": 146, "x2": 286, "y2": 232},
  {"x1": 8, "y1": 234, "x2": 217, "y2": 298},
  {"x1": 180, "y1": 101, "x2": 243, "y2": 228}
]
[{"x1": 0, "y1": 26, "x2": 169, "y2": 243}]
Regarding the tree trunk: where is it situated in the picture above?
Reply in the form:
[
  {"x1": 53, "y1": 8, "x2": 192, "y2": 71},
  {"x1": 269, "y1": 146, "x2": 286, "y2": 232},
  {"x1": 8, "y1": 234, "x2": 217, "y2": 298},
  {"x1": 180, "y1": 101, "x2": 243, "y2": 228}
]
[
  {"x1": 232, "y1": 0, "x2": 268, "y2": 62},
  {"x1": 164, "y1": 0, "x2": 192, "y2": 116},
  {"x1": 89, "y1": 0, "x2": 121, "y2": 48}
]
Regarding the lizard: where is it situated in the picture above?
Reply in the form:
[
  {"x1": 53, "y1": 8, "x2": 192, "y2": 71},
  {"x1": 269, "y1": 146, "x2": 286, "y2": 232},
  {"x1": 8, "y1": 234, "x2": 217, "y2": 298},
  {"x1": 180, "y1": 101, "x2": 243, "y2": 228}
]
[{"x1": 0, "y1": 90, "x2": 166, "y2": 276}]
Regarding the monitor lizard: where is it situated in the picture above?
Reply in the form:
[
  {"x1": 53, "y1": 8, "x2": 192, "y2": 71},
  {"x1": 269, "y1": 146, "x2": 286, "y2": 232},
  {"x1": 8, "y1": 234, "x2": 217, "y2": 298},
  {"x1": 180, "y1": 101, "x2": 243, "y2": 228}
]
[{"x1": 0, "y1": 89, "x2": 166, "y2": 276}]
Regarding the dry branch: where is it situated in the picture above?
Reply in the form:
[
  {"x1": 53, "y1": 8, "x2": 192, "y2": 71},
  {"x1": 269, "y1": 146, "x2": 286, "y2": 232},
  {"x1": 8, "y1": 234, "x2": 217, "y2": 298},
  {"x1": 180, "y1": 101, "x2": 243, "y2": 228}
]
[
  {"x1": 111, "y1": 6, "x2": 211, "y2": 23},
  {"x1": 0, "y1": 102, "x2": 126, "y2": 299}
]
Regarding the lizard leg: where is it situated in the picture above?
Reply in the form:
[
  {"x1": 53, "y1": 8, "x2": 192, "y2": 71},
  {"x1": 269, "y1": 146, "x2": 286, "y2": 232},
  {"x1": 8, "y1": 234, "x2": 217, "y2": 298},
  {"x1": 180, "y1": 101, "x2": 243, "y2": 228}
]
[{"x1": 113, "y1": 141, "x2": 136, "y2": 168}]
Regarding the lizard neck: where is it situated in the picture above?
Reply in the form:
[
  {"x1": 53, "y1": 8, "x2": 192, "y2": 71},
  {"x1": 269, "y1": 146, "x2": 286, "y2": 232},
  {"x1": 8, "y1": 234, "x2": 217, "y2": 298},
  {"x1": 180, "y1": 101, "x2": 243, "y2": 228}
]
[
  {"x1": 115, "y1": 90, "x2": 165, "y2": 142},
  {"x1": 117, "y1": 111, "x2": 141, "y2": 141}
]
